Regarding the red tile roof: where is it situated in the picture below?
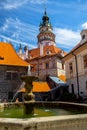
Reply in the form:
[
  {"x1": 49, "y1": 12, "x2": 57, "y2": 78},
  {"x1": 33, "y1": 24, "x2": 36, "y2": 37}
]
[
  {"x1": 29, "y1": 45, "x2": 67, "y2": 59},
  {"x1": 19, "y1": 81, "x2": 51, "y2": 92},
  {"x1": 0, "y1": 42, "x2": 29, "y2": 66}
]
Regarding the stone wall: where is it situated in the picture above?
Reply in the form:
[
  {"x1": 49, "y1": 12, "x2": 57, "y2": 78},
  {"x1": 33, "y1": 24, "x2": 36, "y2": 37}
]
[{"x1": 0, "y1": 65, "x2": 28, "y2": 101}]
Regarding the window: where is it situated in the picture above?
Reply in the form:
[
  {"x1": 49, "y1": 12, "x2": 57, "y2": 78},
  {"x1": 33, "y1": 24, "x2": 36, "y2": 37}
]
[
  {"x1": 5, "y1": 71, "x2": 19, "y2": 80},
  {"x1": 69, "y1": 62, "x2": 73, "y2": 73},
  {"x1": 83, "y1": 55, "x2": 87, "y2": 68},
  {"x1": 62, "y1": 63, "x2": 64, "y2": 69},
  {"x1": 71, "y1": 84, "x2": 74, "y2": 94},
  {"x1": 5, "y1": 72, "x2": 11, "y2": 80},
  {"x1": 12, "y1": 72, "x2": 18, "y2": 80},
  {"x1": 82, "y1": 34, "x2": 85, "y2": 40},
  {"x1": 45, "y1": 62, "x2": 49, "y2": 69}
]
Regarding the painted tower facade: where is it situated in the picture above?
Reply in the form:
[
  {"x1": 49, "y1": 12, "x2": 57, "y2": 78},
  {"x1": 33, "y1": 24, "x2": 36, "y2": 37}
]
[{"x1": 37, "y1": 9, "x2": 56, "y2": 47}]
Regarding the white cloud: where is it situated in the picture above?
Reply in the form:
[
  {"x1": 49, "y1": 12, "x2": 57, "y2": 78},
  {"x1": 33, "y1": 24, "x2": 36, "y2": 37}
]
[
  {"x1": 0, "y1": 34, "x2": 36, "y2": 49},
  {"x1": 0, "y1": 18, "x2": 38, "y2": 49},
  {"x1": 2, "y1": 24, "x2": 8, "y2": 32},
  {"x1": 54, "y1": 28, "x2": 81, "y2": 51},
  {"x1": 0, "y1": 0, "x2": 28, "y2": 10},
  {"x1": 81, "y1": 22, "x2": 87, "y2": 29},
  {"x1": 0, "y1": 0, "x2": 48, "y2": 10},
  {"x1": 1, "y1": 18, "x2": 82, "y2": 52}
]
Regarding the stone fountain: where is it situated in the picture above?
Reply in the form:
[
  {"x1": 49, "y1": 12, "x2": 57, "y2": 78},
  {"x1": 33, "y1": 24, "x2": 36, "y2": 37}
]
[
  {"x1": 21, "y1": 75, "x2": 38, "y2": 114},
  {"x1": 1, "y1": 76, "x2": 87, "y2": 130}
]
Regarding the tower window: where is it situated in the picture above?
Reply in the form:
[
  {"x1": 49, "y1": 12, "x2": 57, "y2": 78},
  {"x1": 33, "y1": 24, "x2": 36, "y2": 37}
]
[{"x1": 82, "y1": 35, "x2": 85, "y2": 40}]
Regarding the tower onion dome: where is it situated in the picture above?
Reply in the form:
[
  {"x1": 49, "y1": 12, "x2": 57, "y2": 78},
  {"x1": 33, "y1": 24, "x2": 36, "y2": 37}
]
[
  {"x1": 37, "y1": 9, "x2": 56, "y2": 46},
  {"x1": 40, "y1": 9, "x2": 52, "y2": 28},
  {"x1": 42, "y1": 10, "x2": 49, "y2": 25}
]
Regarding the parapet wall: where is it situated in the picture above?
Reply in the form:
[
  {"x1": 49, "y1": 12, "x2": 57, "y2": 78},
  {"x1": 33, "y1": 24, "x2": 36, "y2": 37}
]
[
  {"x1": 0, "y1": 114, "x2": 87, "y2": 130},
  {"x1": 0, "y1": 102, "x2": 87, "y2": 130}
]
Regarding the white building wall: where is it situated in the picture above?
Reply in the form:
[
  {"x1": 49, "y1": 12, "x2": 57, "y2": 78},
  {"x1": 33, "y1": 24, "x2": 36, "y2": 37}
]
[{"x1": 65, "y1": 48, "x2": 87, "y2": 97}]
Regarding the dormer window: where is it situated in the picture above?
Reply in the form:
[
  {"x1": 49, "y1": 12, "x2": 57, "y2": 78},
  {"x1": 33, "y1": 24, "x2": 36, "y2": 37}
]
[
  {"x1": 46, "y1": 50, "x2": 51, "y2": 55},
  {"x1": 82, "y1": 34, "x2": 85, "y2": 40}
]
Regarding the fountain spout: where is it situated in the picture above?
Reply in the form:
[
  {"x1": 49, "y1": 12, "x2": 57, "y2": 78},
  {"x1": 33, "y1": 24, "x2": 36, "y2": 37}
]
[{"x1": 21, "y1": 75, "x2": 38, "y2": 114}]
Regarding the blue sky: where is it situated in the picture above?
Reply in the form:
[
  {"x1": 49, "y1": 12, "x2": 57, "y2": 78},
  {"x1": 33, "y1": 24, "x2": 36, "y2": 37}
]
[{"x1": 0, "y1": 0, "x2": 87, "y2": 52}]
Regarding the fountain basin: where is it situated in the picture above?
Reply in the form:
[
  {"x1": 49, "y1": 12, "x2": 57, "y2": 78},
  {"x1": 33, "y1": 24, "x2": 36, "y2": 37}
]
[{"x1": 0, "y1": 102, "x2": 87, "y2": 130}]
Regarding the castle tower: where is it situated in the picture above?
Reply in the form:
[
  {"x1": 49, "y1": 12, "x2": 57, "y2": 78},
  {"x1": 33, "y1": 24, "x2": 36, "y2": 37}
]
[
  {"x1": 37, "y1": 9, "x2": 56, "y2": 48},
  {"x1": 18, "y1": 44, "x2": 22, "y2": 55},
  {"x1": 24, "y1": 46, "x2": 28, "y2": 59}
]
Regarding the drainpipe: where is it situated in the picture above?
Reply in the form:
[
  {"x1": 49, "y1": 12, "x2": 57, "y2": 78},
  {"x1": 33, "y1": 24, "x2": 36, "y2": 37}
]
[{"x1": 72, "y1": 52, "x2": 80, "y2": 98}]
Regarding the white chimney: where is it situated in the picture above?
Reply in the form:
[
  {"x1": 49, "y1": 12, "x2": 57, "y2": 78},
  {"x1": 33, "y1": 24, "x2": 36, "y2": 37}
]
[{"x1": 40, "y1": 43, "x2": 44, "y2": 56}]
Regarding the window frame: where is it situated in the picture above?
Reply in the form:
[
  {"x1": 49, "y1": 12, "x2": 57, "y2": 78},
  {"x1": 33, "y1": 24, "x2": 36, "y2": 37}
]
[
  {"x1": 5, "y1": 71, "x2": 19, "y2": 80},
  {"x1": 83, "y1": 55, "x2": 87, "y2": 68},
  {"x1": 45, "y1": 62, "x2": 49, "y2": 69},
  {"x1": 69, "y1": 62, "x2": 73, "y2": 73}
]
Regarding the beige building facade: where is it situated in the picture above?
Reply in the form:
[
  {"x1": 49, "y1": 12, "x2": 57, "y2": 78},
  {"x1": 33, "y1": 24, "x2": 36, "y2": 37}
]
[
  {"x1": 63, "y1": 29, "x2": 87, "y2": 97},
  {"x1": 29, "y1": 53, "x2": 65, "y2": 81}
]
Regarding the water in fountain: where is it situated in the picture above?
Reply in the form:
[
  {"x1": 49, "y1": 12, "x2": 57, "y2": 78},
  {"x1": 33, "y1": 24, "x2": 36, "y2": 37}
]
[{"x1": 37, "y1": 92, "x2": 50, "y2": 112}]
